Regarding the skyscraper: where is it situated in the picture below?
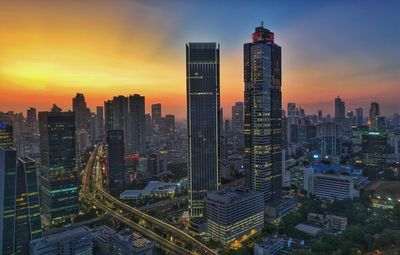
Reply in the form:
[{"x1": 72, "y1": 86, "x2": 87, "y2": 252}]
[
  {"x1": 15, "y1": 157, "x2": 42, "y2": 255},
  {"x1": 112, "y1": 95, "x2": 129, "y2": 150},
  {"x1": 151, "y1": 103, "x2": 162, "y2": 131},
  {"x1": 369, "y1": 102, "x2": 380, "y2": 121},
  {"x1": 231, "y1": 102, "x2": 244, "y2": 133},
  {"x1": 186, "y1": 42, "x2": 220, "y2": 217},
  {"x1": 244, "y1": 25, "x2": 282, "y2": 202},
  {"x1": 128, "y1": 94, "x2": 145, "y2": 154},
  {"x1": 27, "y1": 107, "x2": 37, "y2": 134},
  {"x1": 164, "y1": 114, "x2": 175, "y2": 132},
  {"x1": 107, "y1": 130, "x2": 125, "y2": 193},
  {"x1": 38, "y1": 111, "x2": 78, "y2": 226},
  {"x1": 334, "y1": 97, "x2": 345, "y2": 120},
  {"x1": 355, "y1": 107, "x2": 363, "y2": 126},
  {"x1": 0, "y1": 117, "x2": 13, "y2": 147},
  {"x1": 72, "y1": 93, "x2": 89, "y2": 131},
  {"x1": 96, "y1": 106, "x2": 105, "y2": 138},
  {"x1": 104, "y1": 100, "x2": 114, "y2": 133},
  {"x1": 0, "y1": 148, "x2": 17, "y2": 255},
  {"x1": 334, "y1": 96, "x2": 345, "y2": 133}
]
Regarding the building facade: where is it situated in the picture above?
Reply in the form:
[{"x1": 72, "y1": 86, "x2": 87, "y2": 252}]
[
  {"x1": 186, "y1": 42, "x2": 221, "y2": 217},
  {"x1": 0, "y1": 148, "x2": 17, "y2": 255},
  {"x1": 15, "y1": 157, "x2": 42, "y2": 254},
  {"x1": 244, "y1": 25, "x2": 282, "y2": 202},
  {"x1": 128, "y1": 94, "x2": 145, "y2": 154},
  {"x1": 205, "y1": 188, "x2": 264, "y2": 245},
  {"x1": 38, "y1": 111, "x2": 78, "y2": 226},
  {"x1": 107, "y1": 130, "x2": 125, "y2": 193}
]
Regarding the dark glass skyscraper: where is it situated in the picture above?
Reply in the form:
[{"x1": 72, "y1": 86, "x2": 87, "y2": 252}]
[
  {"x1": 231, "y1": 102, "x2": 244, "y2": 133},
  {"x1": 186, "y1": 42, "x2": 220, "y2": 217},
  {"x1": 128, "y1": 94, "x2": 145, "y2": 154},
  {"x1": 0, "y1": 117, "x2": 13, "y2": 148},
  {"x1": 38, "y1": 111, "x2": 78, "y2": 226},
  {"x1": 0, "y1": 148, "x2": 17, "y2": 255},
  {"x1": 369, "y1": 102, "x2": 380, "y2": 121},
  {"x1": 107, "y1": 130, "x2": 125, "y2": 193},
  {"x1": 104, "y1": 100, "x2": 114, "y2": 133},
  {"x1": 15, "y1": 157, "x2": 42, "y2": 255},
  {"x1": 112, "y1": 96, "x2": 129, "y2": 152},
  {"x1": 151, "y1": 103, "x2": 162, "y2": 131},
  {"x1": 244, "y1": 25, "x2": 282, "y2": 202}
]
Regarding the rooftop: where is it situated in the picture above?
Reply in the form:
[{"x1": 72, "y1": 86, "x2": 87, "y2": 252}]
[{"x1": 206, "y1": 187, "x2": 263, "y2": 204}]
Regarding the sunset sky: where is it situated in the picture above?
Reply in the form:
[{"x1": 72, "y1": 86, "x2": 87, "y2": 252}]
[{"x1": 1, "y1": 0, "x2": 399, "y2": 119}]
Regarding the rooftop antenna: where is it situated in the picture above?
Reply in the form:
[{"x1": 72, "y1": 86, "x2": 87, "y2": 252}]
[{"x1": 261, "y1": 20, "x2": 264, "y2": 27}]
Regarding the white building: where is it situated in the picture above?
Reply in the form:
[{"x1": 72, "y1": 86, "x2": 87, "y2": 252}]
[
  {"x1": 30, "y1": 227, "x2": 93, "y2": 255},
  {"x1": 205, "y1": 187, "x2": 264, "y2": 245},
  {"x1": 313, "y1": 174, "x2": 359, "y2": 200}
]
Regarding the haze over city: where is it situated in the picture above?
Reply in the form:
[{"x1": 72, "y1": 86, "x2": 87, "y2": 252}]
[{"x1": 1, "y1": 0, "x2": 399, "y2": 118}]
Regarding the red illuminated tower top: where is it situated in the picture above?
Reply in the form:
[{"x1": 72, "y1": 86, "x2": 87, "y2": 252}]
[{"x1": 251, "y1": 22, "x2": 275, "y2": 43}]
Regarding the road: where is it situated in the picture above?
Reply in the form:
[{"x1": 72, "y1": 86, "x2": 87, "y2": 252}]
[{"x1": 82, "y1": 143, "x2": 217, "y2": 255}]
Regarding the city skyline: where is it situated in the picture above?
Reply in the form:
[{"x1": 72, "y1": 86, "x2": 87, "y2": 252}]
[{"x1": 1, "y1": 1, "x2": 400, "y2": 118}]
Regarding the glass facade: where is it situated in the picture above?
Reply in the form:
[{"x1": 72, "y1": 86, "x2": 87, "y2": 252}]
[
  {"x1": 0, "y1": 118, "x2": 13, "y2": 147},
  {"x1": 244, "y1": 26, "x2": 282, "y2": 202},
  {"x1": 0, "y1": 148, "x2": 17, "y2": 255},
  {"x1": 128, "y1": 94, "x2": 145, "y2": 154},
  {"x1": 15, "y1": 157, "x2": 42, "y2": 255},
  {"x1": 186, "y1": 42, "x2": 221, "y2": 217},
  {"x1": 107, "y1": 130, "x2": 125, "y2": 193},
  {"x1": 38, "y1": 112, "x2": 78, "y2": 226}
]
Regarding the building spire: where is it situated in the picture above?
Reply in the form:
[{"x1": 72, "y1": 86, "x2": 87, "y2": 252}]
[{"x1": 261, "y1": 20, "x2": 264, "y2": 27}]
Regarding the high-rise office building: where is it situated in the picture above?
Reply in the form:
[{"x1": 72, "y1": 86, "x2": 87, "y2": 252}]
[
  {"x1": 107, "y1": 130, "x2": 125, "y2": 193},
  {"x1": 96, "y1": 106, "x2": 105, "y2": 138},
  {"x1": 362, "y1": 130, "x2": 387, "y2": 166},
  {"x1": 27, "y1": 107, "x2": 38, "y2": 134},
  {"x1": 355, "y1": 108, "x2": 363, "y2": 126},
  {"x1": 151, "y1": 103, "x2": 162, "y2": 130},
  {"x1": 15, "y1": 157, "x2": 42, "y2": 255},
  {"x1": 72, "y1": 93, "x2": 89, "y2": 131},
  {"x1": 231, "y1": 102, "x2": 244, "y2": 133},
  {"x1": 287, "y1": 103, "x2": 296, "y2": 118},
  {"x1": 369, "y1": 102, "x2": 380, "y2": 121},
  {"x1": 318, "y1": 110, "x2": 323, "y2": 123},
  {"x1": 104, "y1": 100, "x2": 114, "y2": 133},
  {"x1": 334, "y1": 97, "x2": 345, "y2": 120},
  {"x1": 0, "y1": 117, "x2": 13, "y2": 147},
  {"x1": 164, "y1": 114, "x2": 175, "y2": 132},
  {"x1": 244, "y1": 25, "x2": 282, "y2": 202},
  {"x1": 145, "y1": 114, "x2": 152, "y2": 138},
  {"x1": 38, "y1": 111, "x2": 78, "y2": 226},
  {"x1": 334, "y1": 96, "x2": 345, "y2": 133},
  {"x1": 186, "y1": 42, "x2": 221, "y2": 217},
  {"x1": 112, "y1": 95, "x2": 129, "y2": 150},
  {"x1": 0, "y1": 148, "x2": 17, "y2": 255},
  {"x1": 128, "y1": 94, "x2": 145, "y2": 154}
]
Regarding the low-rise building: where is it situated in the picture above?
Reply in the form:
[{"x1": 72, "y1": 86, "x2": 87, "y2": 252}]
[
  {"x1": 254, "y1": 235, "x2": 285, "y2": 255},
  {"x1": 295, "y1": 224, "x2": 322, "y2": 237},
  {"x1": 110, "y1": 230, "x2": 154, "y2": 255},
  {"x1": 265, "y1": 196, "x2": 298, "y2": 218},
  {"x1": 91, "y1": 225, "x2": 116, "y2": 255},
  {"x1": 205, "y1": 187, "x2": 264, "y2": 245},
  {"x1": 326, "y1": 214, "x2": 348, "y2": 231},
  {"x1": 30, "y1": 226, "x2": 93, "y2": 255}
]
